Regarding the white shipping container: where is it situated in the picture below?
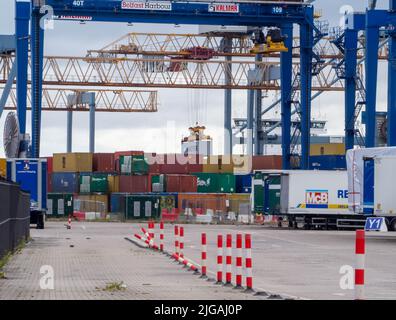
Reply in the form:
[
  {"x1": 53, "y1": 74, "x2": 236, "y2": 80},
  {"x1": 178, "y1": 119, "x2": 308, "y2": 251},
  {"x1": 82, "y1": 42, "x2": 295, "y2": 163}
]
[
  {"x1": 374, "y1": 156, "x2": 396, "y2": 216},
  {"x1": 280, "y1": 170, "x2": 349, "y2": 215}
]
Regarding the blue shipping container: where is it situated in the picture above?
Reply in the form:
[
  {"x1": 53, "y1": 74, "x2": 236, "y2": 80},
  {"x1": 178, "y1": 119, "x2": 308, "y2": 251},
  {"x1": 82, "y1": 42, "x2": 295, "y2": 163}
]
[
  {"x1": 6, "y1": 158, "x2": 47, "y2": 210},
  {"x1": 309, "y1": 155, "x2": 346, "y2": 170},
  {"x1": 52, "y1": 172, "x2": 80, "y2": 193},
  {"x1": 363, "y1": 158, "x2": 375, "y2": 214},
  {"x1": 110, "y1": 192, "x2": 129, "y2": 213},
  {"x1": 235, "y1": 174, "x2": 252, "y2": 193}
]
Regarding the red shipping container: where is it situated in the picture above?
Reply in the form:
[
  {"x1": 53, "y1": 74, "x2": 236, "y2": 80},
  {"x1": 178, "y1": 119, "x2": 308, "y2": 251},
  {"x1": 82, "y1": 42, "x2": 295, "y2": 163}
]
[
  {"x1": 46, "y1": 157, "x2": 53, "y2": 193},
  {"x1": 252, "y1": 155, "x2": 282, "y2": 170},
  {"x1": 119, "y1": 175, "x2": 149, "y2": 193},
  {"x1": 93, "y1": 153, "x2": 115, "y2": 172},
  {"x1": 165, "y1": 174, "x2": 198, "y2": 193},
  {"x1": 114, "y1": 150, "x2": 145, "y2": 172}
]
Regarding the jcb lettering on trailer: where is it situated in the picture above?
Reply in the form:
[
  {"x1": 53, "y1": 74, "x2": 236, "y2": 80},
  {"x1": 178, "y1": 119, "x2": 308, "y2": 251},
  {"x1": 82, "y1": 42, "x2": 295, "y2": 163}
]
[{"x1": 306, "y1": 190, "x2": 328, "y2": 208}]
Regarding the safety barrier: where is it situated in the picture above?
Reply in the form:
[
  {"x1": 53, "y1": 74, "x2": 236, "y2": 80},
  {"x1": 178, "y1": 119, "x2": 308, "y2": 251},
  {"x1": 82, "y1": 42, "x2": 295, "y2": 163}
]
[
  {"x1": 0, "y1": 180, "x2": 30, "y2": 259},
  {"x1": 355, "y1": 230, "x2": 365, "y2": 300}
]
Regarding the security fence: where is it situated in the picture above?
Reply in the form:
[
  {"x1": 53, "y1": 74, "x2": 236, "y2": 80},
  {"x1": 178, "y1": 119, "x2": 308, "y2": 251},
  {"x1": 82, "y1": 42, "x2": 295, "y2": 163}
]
[{"x1": 0, "y1": 180, "x2": 31, "y2": 259}]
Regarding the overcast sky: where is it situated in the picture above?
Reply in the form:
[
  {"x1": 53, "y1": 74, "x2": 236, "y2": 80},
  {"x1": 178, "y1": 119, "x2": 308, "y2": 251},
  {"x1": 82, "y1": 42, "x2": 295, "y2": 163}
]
[{"x1": 0, "y1": 0, "x2": 390, "y2": 157}]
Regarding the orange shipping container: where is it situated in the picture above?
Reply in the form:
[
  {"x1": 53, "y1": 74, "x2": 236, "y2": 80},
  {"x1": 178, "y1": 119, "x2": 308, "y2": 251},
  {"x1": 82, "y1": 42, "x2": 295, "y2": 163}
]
[
  {"x1": 0, "y1": 158, "x2": 6, "y2": 177},
  {"x1": 178, "y1": 193, "x2": 227, "y2": 215},
  {"x1": 252, "y1": 155, "x2": 282, "y2": 170},
  {"x1": 107, "y1": 175, "x2": 120, "y2": 193},
  {"x1": 53, "y1": 153, "x2": 93, "y2": 172}
]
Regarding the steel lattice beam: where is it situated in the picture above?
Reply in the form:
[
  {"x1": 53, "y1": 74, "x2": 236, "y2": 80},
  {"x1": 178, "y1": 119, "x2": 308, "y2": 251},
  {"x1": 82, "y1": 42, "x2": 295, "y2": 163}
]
[{"x1": 1, "y1": 87, "x2": 158, "y2": 112}]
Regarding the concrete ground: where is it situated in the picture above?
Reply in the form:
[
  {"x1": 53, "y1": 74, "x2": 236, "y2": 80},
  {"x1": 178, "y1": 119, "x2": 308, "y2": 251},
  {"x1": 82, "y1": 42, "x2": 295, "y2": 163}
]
[{"x1": 1, "y1": 221, "x2": 396, "y2": 300}]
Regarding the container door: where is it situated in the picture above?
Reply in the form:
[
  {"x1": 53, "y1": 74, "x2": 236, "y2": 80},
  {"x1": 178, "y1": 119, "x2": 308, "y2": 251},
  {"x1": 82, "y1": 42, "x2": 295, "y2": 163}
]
[
  {"x1": 253, "y1": 173, "x2": 264, "y2": 214},
  {"x1": 144, "y1": 201, "x2": 152, "y2": 217},
  {"x1": 363, "y1": 158, "x2": 375, "y2": 214},
  {"x1": 133, "y1": 201, "x2": 141, "y2": 218},
  {"x1": 58, "y1": 198, "x2": 65, "y2": 216},
  {"x1": 263, "y1": 178, "x2": 270, "y2": 214},
  {"x1": 47, "y1": 199, "x2": 53, "y2": 215}
]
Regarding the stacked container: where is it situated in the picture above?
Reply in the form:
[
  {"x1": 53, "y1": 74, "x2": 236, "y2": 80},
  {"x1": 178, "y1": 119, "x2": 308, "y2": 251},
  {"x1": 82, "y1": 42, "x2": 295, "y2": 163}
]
[
  {"x1": 47, "y1": 193, "x2": 73, "y2": 217},
  {"x1": 193, "y1": 173, "x2": 236, "y2": 193}
]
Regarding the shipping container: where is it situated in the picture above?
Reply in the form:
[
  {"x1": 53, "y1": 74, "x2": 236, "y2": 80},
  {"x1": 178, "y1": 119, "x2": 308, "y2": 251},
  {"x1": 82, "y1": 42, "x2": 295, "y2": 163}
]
[
  {"x1": 280, "y1": 170, "x2": 349, "y2": 215},
  {"x1": 107, "y1": 174, "x2": 120, "y2": 193},
  {"x1": 114, "y1": 151, "x2": 144, "y2": 172},
  {"x1": 110, "y1": 192, "x2": 129, "y2": 213},
  {"x1": 203, "y1": 155, "x2": 234, "y2": 173},
  {"x1": 235, "y1": 174, "x2": 252, "y2": 194},
  {"x1": 310, "y1": 143, "x2": 345, "y2": 156},
  {"x1": 178, "y1": 193, "x2": 227, "y2": 215},
  {"x1": 7, "y1": 158, "x2": 47, "y2": 211},
  {"x1": 47, "y1": 193, "x2": 73, "y2": 216},
  {"x1": 46, "y1": 157, "x2": 53, "y2": 192},
  {"x1": 52, "y1": 172, "x2": 80, "y2": 193},
  {"x1": 53, "y1": 153, "x2": 93, "y2": 172},
  {"x1": 120, "y1": 155, "x2": 149, "y2": 175},
  {"x1": 119, "y1": 175, "x2": 150, "y2": 193},
  {"x1": 374, "y1": 156, "x2": 396, "y2": 217},
  {"x1": 93, "y1": 153, "x2": 115, "y2": 172},
  {"x1": 193, "y1": 173, "x2": 235, "y2": 193},
  {"x1": 0, "y1": 158, "x2": 6, "y2": 177},
  {"x1": 225, "y1": 193, "x2": 251, "y2": 215},
  {"x1": 79, "y1": 173, "x2": 108, "y2": 194},
  {"x1": 74, "y1": 194, "x2": 109, "y2": 214},
  {"x1": 158, "y1": 193, "x2": 178, "y2": 213},
  {"x1": 165, "y1": 174, "x2": 198, "y2": 193},
  {"x1": 124, "y1": 194, "x2": 160, "y2": 220},
  {"x1": 252, "y1": 155, "x2": 282, "y2": 171},
  {"x1": 253, "y1": 171, "x2": 282, "y2": 215},
  {"x1": 309, "y1": 155, "x2": 346, "y2": 170}
]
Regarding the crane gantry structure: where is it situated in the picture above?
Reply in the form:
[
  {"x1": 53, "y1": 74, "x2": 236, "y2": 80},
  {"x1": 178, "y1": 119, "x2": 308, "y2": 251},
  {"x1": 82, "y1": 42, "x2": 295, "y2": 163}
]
[
  {"x1": 10, "y1": 0, "x2": 396, "y2": 169},
  {"x1": 1, "y1": 87, "x2": 158, "y2": 112}
]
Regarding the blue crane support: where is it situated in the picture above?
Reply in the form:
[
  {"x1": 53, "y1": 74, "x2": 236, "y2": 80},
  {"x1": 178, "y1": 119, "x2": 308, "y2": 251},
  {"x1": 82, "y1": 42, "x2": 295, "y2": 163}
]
[
  {"x1": 15, "y1": 0, "x2": 30, "y2": 135},
  {"x1": 19, "y1": 0, "x2": 315, "y2": 166}
]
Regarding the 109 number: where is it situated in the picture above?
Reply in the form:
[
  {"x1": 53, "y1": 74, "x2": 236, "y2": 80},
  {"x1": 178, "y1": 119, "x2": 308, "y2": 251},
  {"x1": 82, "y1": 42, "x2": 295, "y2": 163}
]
[
  {"x1": 272, "y1": 6, "x2": 283, "y2": 14},
  {"x1": 73, "y1": 0, "x2": 84, "y2": 6}
]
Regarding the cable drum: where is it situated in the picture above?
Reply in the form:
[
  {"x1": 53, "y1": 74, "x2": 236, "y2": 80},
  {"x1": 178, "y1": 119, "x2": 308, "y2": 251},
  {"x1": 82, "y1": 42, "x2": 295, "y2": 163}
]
[{"x1": 3, "y1": 112, "x2": 21, "y2": 158}]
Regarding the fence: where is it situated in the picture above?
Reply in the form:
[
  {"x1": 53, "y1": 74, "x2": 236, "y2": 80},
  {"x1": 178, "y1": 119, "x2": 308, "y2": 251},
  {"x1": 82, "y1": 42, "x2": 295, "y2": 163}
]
[
  {"x1": 0, "y1": 180, "x2": 31, "y2": 259},
  {"x1": 73, "y1": 199, "x2": 107, "y2": 220}
]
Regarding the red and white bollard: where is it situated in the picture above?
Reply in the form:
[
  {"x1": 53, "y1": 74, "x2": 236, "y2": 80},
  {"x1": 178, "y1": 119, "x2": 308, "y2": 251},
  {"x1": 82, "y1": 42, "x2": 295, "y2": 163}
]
[
  {"x1": 355, "y1": 230, "x2": 365, "y2": 300},
  {"x1": 216, "y1": 235, "x2": 223, "y2": 284},
  {"x1": 200, "y1": 233, "x2": 207, "y2": 279},
  {"x1": 174, "y1": 225, "x2": 179, "y2": 257},
  {"x1": 148, "y1": 221, "x2": 154, "y2": 241},
  {"x1": 67, "y1": 215, "x2": 72, "y2": 229},
  {"x1": 234, "y1": 233, "x2": 243, "y2": 289},
  {"x1": 179, "y1": 226, "x2": 184, "y2": 258},
  {"x1": 225, "y1": 234, "x2": 232, "y2": 286},
  {"x1": 244, "y1": 233, "x2": 253, "y2": 292},
  {"x1": 159, "y1": 221, "x2": 164, "y2": 252},
  {"x1": 134, "y1": 233, "x2": 159, "y2": 250}
]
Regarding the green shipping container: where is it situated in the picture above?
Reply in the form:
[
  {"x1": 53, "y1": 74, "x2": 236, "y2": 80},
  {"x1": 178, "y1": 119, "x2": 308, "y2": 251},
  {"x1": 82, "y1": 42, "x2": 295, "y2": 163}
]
[
  {"x1": 120, "y1": 155, "x2": 149, "y2": 175},
  {"x1": 194, "y1": 173, "x2": 235, "y2": 193},
  {"x1": 125, "y1": 195, "x2": 160, "y2": 220},
  {"x1": 79, "y1": 173, "x2": 108, "y2": 194},
  {"x1": 253, "y1": 172, "x2": 265, "y2": 213},
  {"x1": 47, "y1": 193, "x2": 73, "y2": 216},
  {"x1": 253, "y1": 171, "x2": 281, "y2": 214}
]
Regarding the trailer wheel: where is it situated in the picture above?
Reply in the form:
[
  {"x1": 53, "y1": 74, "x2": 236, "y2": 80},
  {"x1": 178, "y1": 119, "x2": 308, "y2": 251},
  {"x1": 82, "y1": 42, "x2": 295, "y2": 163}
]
[{"x1": 390, "y1": 219, "x2": 396, "y2": 232}]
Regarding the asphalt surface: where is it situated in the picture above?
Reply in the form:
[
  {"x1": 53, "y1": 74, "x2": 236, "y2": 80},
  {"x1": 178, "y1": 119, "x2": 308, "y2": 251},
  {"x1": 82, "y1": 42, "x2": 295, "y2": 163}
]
[{"x1": 1, "y1": 221, "x2": 396, "y2": 300}]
